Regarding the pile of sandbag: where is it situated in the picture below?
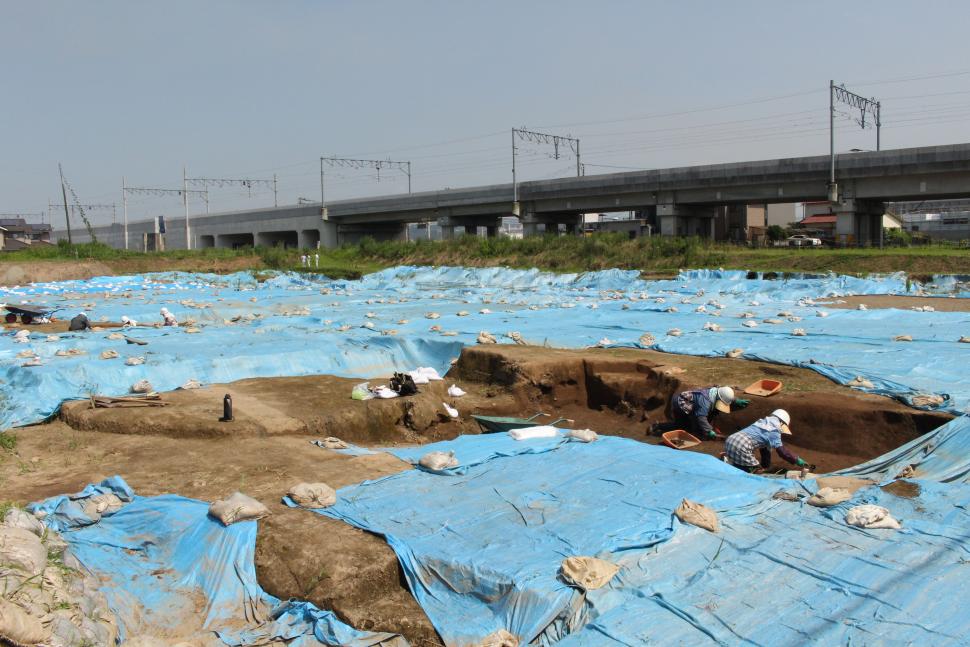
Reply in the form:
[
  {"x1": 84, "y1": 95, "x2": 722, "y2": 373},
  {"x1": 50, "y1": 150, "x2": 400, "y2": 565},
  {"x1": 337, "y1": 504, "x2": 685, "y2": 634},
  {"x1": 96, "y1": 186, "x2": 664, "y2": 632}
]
[{"x1": 0, "y1": 507, "x2": 119, "y2": 647}]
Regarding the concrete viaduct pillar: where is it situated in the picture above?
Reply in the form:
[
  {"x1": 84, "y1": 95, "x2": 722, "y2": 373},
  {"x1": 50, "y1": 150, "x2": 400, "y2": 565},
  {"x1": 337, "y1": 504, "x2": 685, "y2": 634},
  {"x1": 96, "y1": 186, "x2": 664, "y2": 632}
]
[
  {"x1": 657, "y1": 204, "x2": 718, "y2": 238},
  {"x1": 834, "y1": 199, "x2": 885, "y2": 247},
  {"x1": 437, "y1": 215, "x2": 502, "y2": 239}
]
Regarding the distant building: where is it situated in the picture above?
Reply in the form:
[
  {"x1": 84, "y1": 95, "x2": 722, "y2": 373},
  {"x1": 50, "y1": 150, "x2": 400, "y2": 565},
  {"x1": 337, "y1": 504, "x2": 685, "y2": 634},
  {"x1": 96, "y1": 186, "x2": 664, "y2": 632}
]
[
  {"x1": 0, "y1": 218, "x2": 53, "y2": 251},
  {"x1": 891, "y1": 199, "x2": 970, "y2": 241}
]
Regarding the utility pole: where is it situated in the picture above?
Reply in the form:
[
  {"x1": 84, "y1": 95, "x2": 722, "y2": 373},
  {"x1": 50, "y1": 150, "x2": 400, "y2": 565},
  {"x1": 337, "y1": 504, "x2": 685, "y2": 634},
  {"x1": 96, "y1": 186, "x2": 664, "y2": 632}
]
[
  {"x1": 122, "y1": 176, "x2": 128, "y2": 249},
  {"x1": 183, "y1": 166, "x2": 190, "y2": 250},
  {"x1": 829, "y1": 80, "x2": 882, "y2": 201},
  {"x1": 511, "y1": 129, "x2": 517, "y2": 205},
  {"x1": 58, "y1": 163, "x2": 72, "y2": 244},
  {"x1": 320, "y1": 158, "x2": 326, "y2": 219},
  {"x1": 273, "y1": 173, "x2": 278, "y2": 207}
]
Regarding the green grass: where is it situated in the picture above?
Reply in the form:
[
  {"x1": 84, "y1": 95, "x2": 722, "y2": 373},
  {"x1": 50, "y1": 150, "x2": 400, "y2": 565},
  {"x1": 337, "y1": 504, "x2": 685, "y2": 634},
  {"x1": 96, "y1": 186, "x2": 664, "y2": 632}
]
[
  {"x1": 3, "y1": 235, "x2": 970, "y2": 277},
  {"x1": 0, "y1": 432, "x2": 16, "y2": 451}
]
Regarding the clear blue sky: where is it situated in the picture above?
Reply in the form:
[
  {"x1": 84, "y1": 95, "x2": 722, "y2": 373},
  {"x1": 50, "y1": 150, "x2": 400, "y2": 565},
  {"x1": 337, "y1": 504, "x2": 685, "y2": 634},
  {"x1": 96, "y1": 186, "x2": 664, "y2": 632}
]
[{"x1": 4, "y1": 0, "x2": 970, "y2": 225}]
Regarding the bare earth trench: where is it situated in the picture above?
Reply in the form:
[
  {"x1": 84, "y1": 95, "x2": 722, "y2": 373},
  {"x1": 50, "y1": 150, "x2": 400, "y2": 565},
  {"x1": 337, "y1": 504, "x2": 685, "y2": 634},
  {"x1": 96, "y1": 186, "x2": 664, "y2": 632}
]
[{"x1": 0, "y1": 340, "x2": 950, "y2": 645}]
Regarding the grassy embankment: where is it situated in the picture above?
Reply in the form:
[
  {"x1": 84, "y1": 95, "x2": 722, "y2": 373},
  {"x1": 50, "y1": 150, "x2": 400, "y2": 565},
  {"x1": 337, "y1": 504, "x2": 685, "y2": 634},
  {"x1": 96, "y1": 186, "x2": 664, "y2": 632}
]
[{"x1": 3, "y1": 236, "x2": 970, "y2": 279}]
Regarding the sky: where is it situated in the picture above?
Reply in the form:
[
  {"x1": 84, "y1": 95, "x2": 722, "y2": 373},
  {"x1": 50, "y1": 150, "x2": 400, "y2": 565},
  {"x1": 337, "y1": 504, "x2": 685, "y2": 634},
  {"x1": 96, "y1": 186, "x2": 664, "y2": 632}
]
[{"x1": 4, "y1": 0, "x2": 970, "y2": 226}]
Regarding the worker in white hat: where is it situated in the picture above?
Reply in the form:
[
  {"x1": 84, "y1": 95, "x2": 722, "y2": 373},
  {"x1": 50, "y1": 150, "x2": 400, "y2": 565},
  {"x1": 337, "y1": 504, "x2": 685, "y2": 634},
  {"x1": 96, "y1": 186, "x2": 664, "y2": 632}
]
[
  {"x1": 159, "y1": 307, "x2": 178, "y2": 327},
  {"x1": 651, "y1": 385, "x2": 748, "y2": 440},
  {"x1": 724, "y1": 409, "x2": 813, "y2": 473}
]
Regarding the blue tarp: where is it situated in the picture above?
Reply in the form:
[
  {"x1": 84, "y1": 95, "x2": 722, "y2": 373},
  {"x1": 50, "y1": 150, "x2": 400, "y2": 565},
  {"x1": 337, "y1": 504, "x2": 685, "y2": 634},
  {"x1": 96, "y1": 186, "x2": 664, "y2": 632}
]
[
  {"x1": 29, "y1": 478, "x2": 404, "y2": 646},
  {"x1": 3, "y1": 266, "x2": 967, "y2": 431},
  {"x1": 306, "y1": 421, "x2": 970, "y2": 646}
]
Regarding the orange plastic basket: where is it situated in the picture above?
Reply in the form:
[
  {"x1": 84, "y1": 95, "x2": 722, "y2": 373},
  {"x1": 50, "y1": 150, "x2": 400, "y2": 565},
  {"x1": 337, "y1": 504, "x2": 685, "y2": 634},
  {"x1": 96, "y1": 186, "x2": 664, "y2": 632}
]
[{"x1": 662, "y1": 429, "x2": 702, "y2": 450}]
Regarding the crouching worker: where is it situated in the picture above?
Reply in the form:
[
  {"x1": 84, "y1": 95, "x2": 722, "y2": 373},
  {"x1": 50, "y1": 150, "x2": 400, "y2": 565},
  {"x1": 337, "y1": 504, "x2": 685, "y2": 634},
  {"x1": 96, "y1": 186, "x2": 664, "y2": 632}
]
[
  {"x1": 68, "y1": 311, "x2": 91, "y2": 331},
  {"x1": 724, "y1": 409, "x2": 814, "y2": 473},
  {"x1": 651, "y1": 386, "x2": 748, "y2": 440},
  {"x1": 159, "y1": 307, "x2": 178, "y2": 327}
]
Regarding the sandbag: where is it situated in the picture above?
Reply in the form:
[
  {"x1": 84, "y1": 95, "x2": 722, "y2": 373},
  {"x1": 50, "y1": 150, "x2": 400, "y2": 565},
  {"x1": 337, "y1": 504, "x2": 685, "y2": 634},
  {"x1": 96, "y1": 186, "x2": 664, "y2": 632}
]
[
  {"x1": 288, "y1": 482, "x2": 337, "y2": 509},
  {"x1": 3, "y1": 508, "x2": 45, "y2": 537},
  {"x1": 509, "y1": 425, "x2": 558, "y2": 441},
  {"x1": 566, "y1": 428, "x2": 598, "y2": 443},
  {"x1": 208, "y1": 492, "x2": 270, "y2": 526},
  {"x1": 0, "y1": 526, "x2": 47, "y2": 576},
  {"x1": 100, "y1": 349, "x2": 119, "y2": 359},
  {"x1": 845, "y1": 504, "x2": 901, "y2": 530},
  {"x1": 179, "y1": 378, "x2": 203, "y2": 390},
  {"x1": 559, "y1": 556, "x2": 619, "y2": 590},
  {"x1": 806, "y1": 487, "x2": 852, "y2": 508},
  {"x1": 316, "y1": 437, "x2": 348, "y2": 450},
  {"x1": 131, "y1": 379, "x2": 153, "y2": 394},
  {"x1": 674, "y1": 499, "x2": 719, "y2": 533},
  {"x1": 418, "y1": 450, "x2": 459, "y2": 473},
  {"x1": 81, "y1": 493, "x2": 125, "y2": 518},
  {"x1": 475, "y1": 629, "x2": 519, "y2": 647},
  {"x1": 0, "y1": 598, "x2": 48, "y2": 646}
]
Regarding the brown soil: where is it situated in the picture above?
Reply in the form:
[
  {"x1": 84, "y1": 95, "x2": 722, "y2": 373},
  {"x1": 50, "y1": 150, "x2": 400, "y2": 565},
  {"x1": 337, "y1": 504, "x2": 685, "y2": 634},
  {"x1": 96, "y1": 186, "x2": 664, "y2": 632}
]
[
  {"x1": 882, "y1": 479, "x2": 922, "y2": 499},
  {"x1": 818, "y1": 294, "x2": 970, "y2": 312},
  {"x1": 0, "y1": 256, "x2": 264, "y2": 285},
  {"x1": 1, "y1": 345, "x2": 950, "y2": 644}
]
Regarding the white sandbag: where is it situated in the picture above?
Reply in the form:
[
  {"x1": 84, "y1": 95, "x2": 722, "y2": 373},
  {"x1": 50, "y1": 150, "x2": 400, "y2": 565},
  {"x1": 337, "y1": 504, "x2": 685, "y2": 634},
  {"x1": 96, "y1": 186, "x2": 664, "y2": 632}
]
[
  {"x1": 0, "y1": 526, "x2": 47, "y2": 576},
  {"x1": 893, "y1": 334, "x2": 913, "y2": 342},
  {"x1": 725, "y1": 348, "x2": 743, "y2": 358},
  {"x1": 447, "y1": 384, "x2": 466, "y2": 398},
  {"x1": 0, "y1": 598, "x2": 49, "y2": 646},
  {"x1": 559, "y1": 556, "x2": 619, "y2": 590},
  {"x1": 845, "y1": 504, "x2": 901, "y2": 530},
  {"x1": 316, "y1": 437, "x2": 348, "y2": 449},
  {"x1": 125, "y1": 356, "x2": 145, "y2": 366},
  {"x1": 374, "y1": 386, "x2": 399, "y2": 399},
  {"x1": 474, "y1": 629, "x2": 519, "y2": 647},
  {"x1": 507, "y1": 331, "x2": 526, "y2": 345},
  {"x1": 410, "y1": 366, "x2": 443, "y2": 382},
  {"x1": 3, "y1": 508, "x2": 46, "y2": 537},
  {"x1": 667, "y1": 328, "x2": 682, "y2": 337},
  {"x1": 131, "y1": 379, "x2": 153, "y2": 394},
  {"x1": 566, "y1": 428, "x2": 598, "y2": 443},
  {"x1": 674, "y1": 499, "x2": 719, "y2": 533},
  {"x1": 82, "y1": 493, "x2": 125, "y2": 518},
  {"x1": 509, "y1": 425, "x2": 558, "y2": 441},
  {"x1": 806, "y1": 487, "x2": 852, "y2": 508},
  {"x1": 638, "y1": 333, "x2": 655, "y2": 346},
  {"x1": 288, "y1": 482, "x2": 337, "y2": 509},
  {"x1": 208, "y1": 492, "x2": 270, "y2": 526},
  {"x1": 477, "y1": 331, "x2": 497, "y2": 344},
  {"x1": 442, "y1": 402, "x2": 459, "y2": 418},
  {"x1": 179, "y1": 378, "x2": 203, "y2": 390},
  {"x1": 911, "y1": 393, "x2": 945, "y2": 408},
  {"x1": 418, "y1": 450, "x2": 459, "y2": 473},
  {"x1": 848, "y1": 376, "x2": 875, "y2": 389},
  {"x1": 100, "y1": 349, "x2": 119, "y2": 359},
  {"x1": 792, "y1": 328, "x2": 807, "y2": 336}
]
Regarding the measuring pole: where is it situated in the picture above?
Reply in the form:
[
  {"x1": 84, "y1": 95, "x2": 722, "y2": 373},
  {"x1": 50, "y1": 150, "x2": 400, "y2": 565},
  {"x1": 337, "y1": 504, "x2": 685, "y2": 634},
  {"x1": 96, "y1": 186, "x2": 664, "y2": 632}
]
[
  {"x1": 122, "y1": 176, "x2": 129, "y2": 249},
  {"x1": 59, "y1": 163, "x2": 72, "y2": 244},
  {"x1": 183, "y1": 166, "x2": 190, "y2": 250}
]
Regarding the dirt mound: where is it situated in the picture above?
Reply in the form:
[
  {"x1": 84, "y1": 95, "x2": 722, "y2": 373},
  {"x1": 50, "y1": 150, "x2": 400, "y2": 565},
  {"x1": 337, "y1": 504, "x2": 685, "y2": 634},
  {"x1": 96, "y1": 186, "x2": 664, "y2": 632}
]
[
  {"x1": 818, "y1": 294, "x2": 970, "y2": 312},
  {"x1": 60, "y1": 375, "x2": 515, "y2": 443}
]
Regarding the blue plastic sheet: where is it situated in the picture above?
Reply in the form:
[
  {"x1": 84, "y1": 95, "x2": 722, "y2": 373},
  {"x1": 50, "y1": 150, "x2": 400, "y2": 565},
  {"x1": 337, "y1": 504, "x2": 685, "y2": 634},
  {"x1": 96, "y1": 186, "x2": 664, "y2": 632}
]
[
  {"x1": 2, "y1": 266, "x2": 967, "y2": 432},
  {"x1": 308, "y1": 421, "x2": 970, "y2": 646},
  {"x1": 29, "y1": 478, "x2": 404, "y2": 646}
]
